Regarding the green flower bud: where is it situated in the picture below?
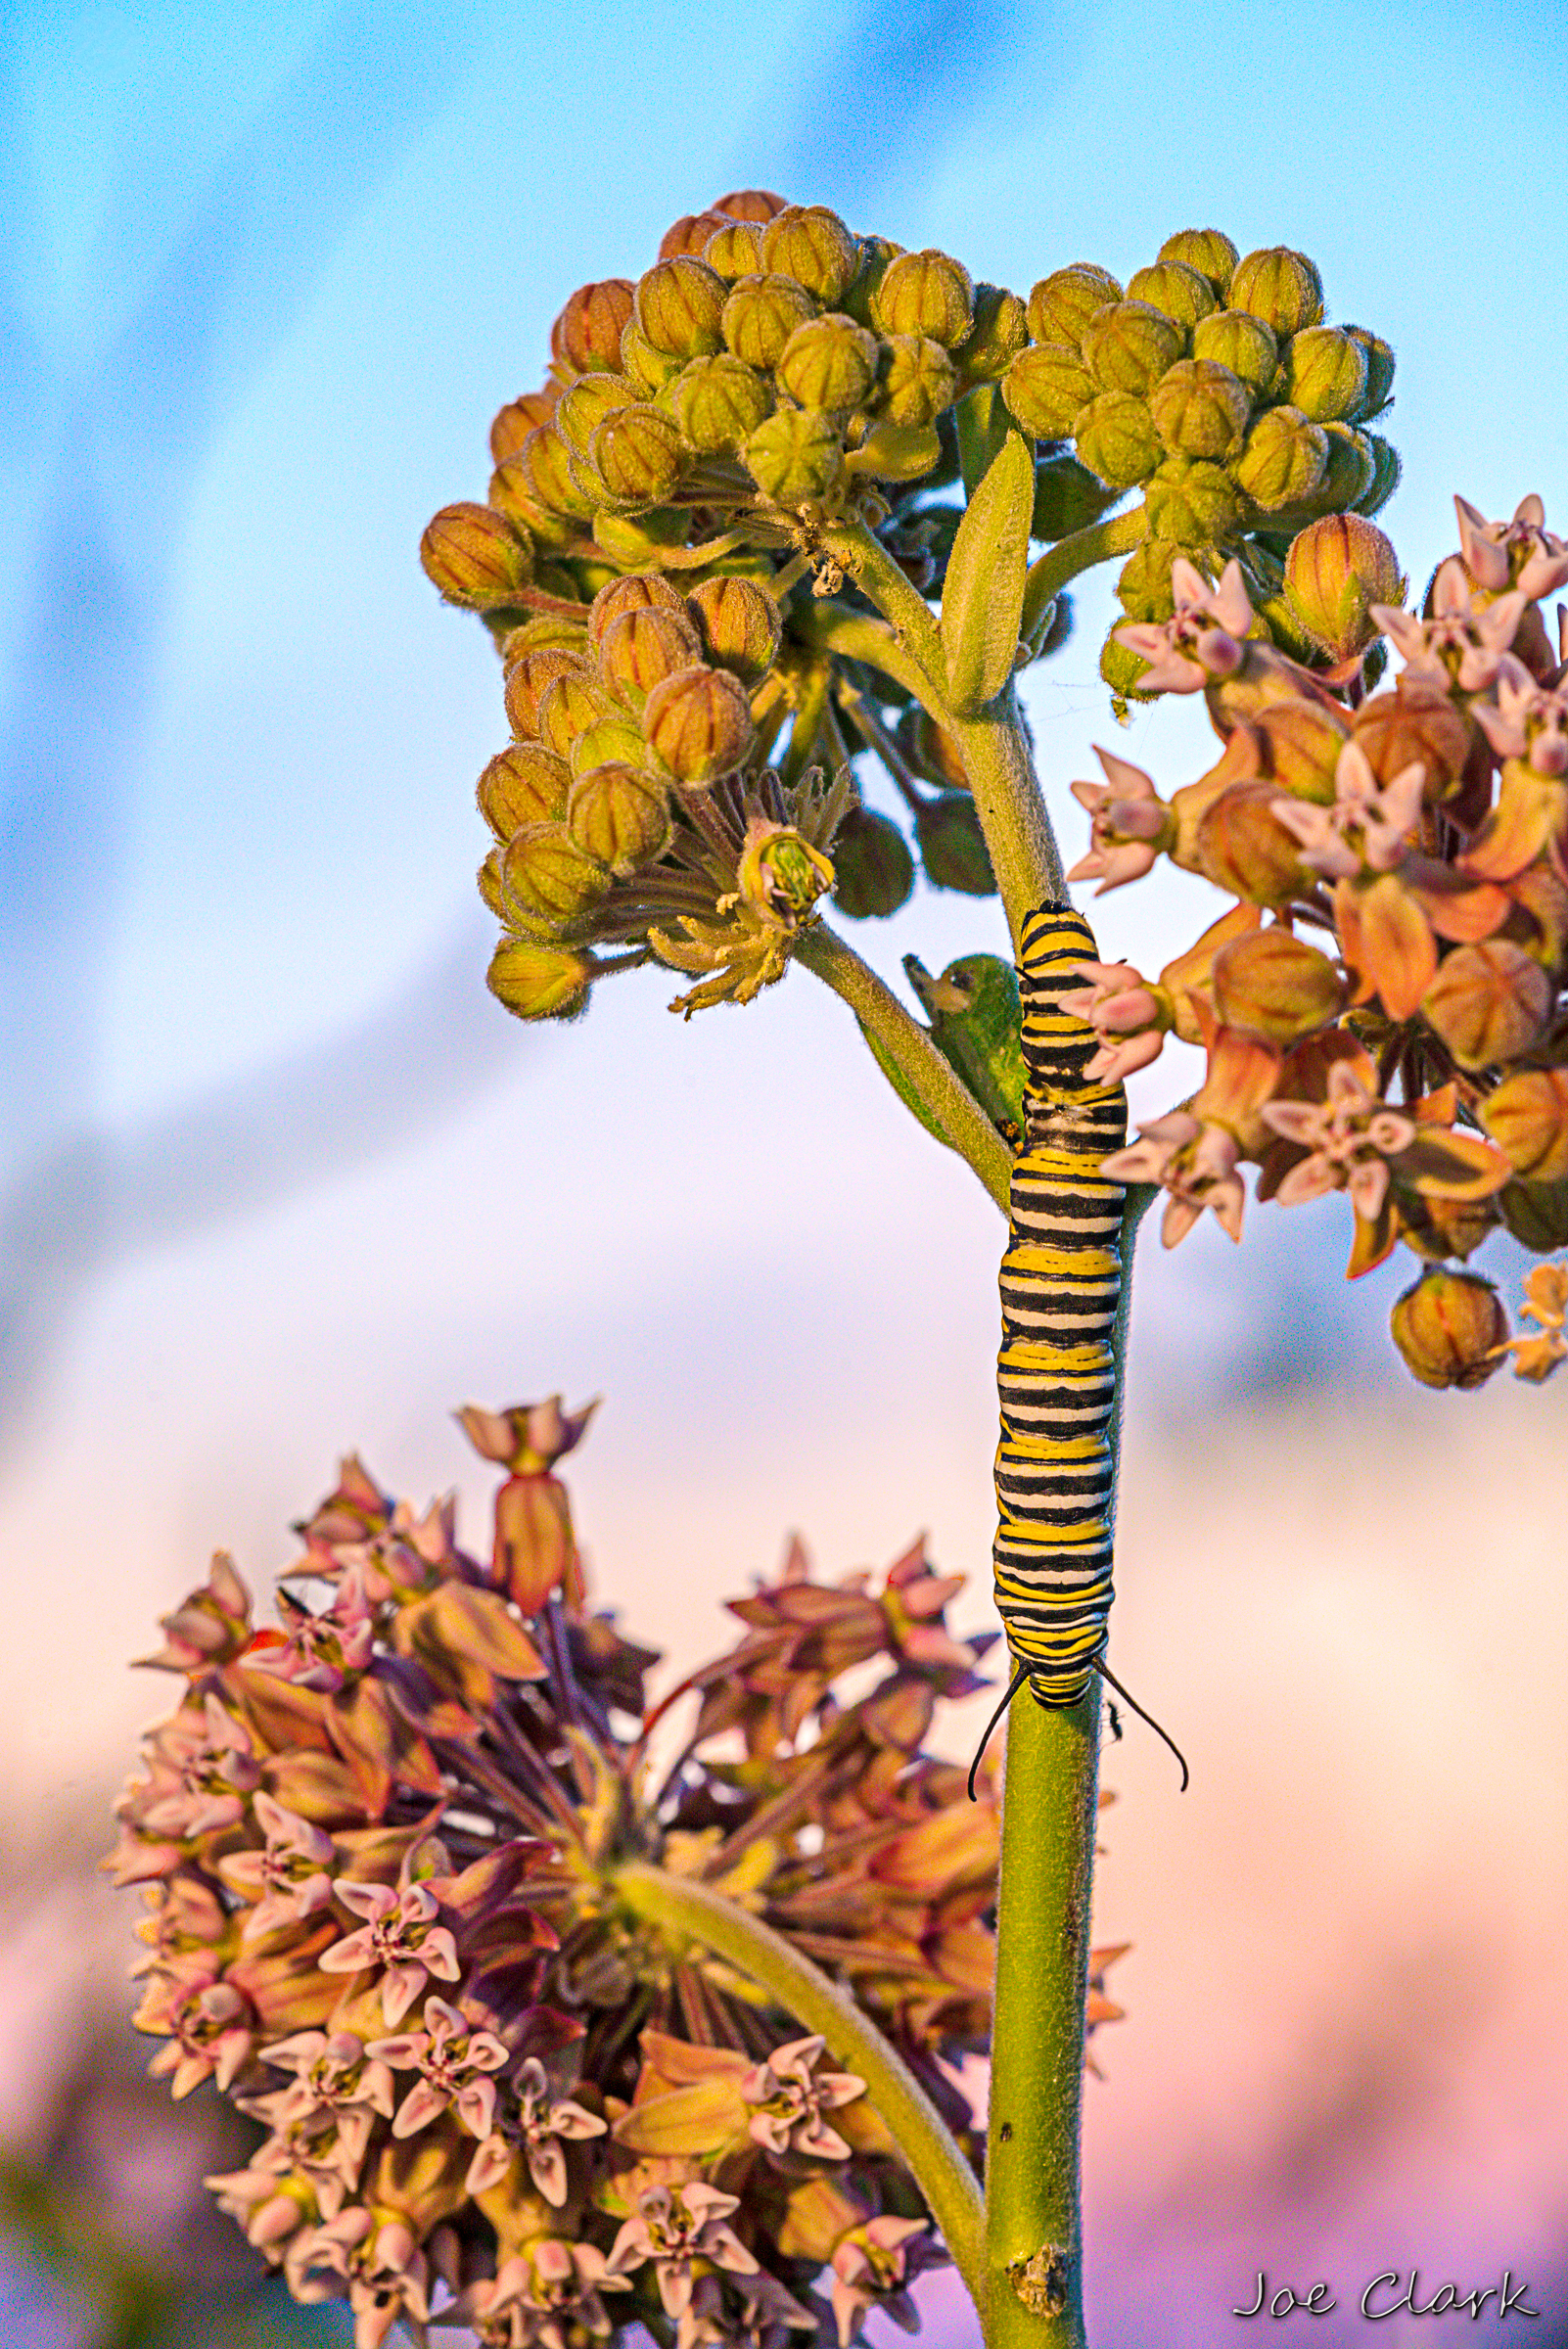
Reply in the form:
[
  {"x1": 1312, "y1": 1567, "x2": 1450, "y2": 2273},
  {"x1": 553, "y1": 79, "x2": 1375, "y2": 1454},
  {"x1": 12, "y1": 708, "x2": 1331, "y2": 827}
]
[
  {"x1": 1283, "y1": 326, "x2": 1368, "y2": 423},
  {"x1": 1083, "y1": 301, "x2": 1186, "y2": 395},
  {"x1": 1116, "y1": 536, "x2": 1187, "y2": 621},
  {"x1": 487, "y1": 937, "x2": 592, "y2": 1021},
  {"x1": 685, "y1": 576, "x2": 782, "y2": 681},
  {"x1": 1231, "y1": 405, "x2": 1328, "y2": 511},
  {"x1": 761, "y1": 205, "x2": 858, "y2": 303},
  {"x1": 1309, "y1": 421, "x2": 1376, "y2": 514},
  {"x1": 588, "y1": 405, "x2": 687, "y2": 503},
  {"x1": 1343, "y1": 326, "x2": 1396, "y2": 421},
  {"x1": 499, "y1": 612, "x2": 587, "y2": 660},
  {"x1": 634, "y1": 256, "x2": 727, "y2": 359},
  {"x1": 642, "y1": 664, "x2": 755, "y2": 782},
  {"x1": 1156, "y1": 228, "x2": 1239, "y2": 296},
  {"x1": 1100, "y1": 622, "x2": 1156, "y2": 706},
  {"x1": 1001, "y1": 344, "x2": 1096, "y2": 437},
  {"x1": 660, "y1": 209, "x2": 730, "y2": 261},
  {"x1": 478, "y1": 743, "x2": 573, "y2": 838},
  {"x1": 1033, "y1": 449, "x2": 1125, "y2": 540},
  {"x1": 877, "y1": 334, "x2": 957, "y2": 428},
  {"x1": 776, "y1": 312, "x2": 879, "y2": 413},
  {"x1": 1354, "y1": 432, "x2": 1402, "y2": 518},
  {"x1": 1284, "y1": 514, "x2": 1404, "y2": 661},
  {"x1": 517, "y1": 424, "x2": 598, "y2": 521},
  {"x1": 669, "y1": 353, "x2": 773, "y2": 453},
  {"x1": 1148, "y1": 357, "x2": 1250, "y2": 460},
  {"x1": 954, "y1": 283, "x2": 1030, "y2": 384},
  {"x1": 1144, "y1": 456, "x2": 1243, "y2": 545},
  {"x1": 588, "y1": 570, "x2": 688, "y2": 645},
  {"x1": 829, "y1": 804, "x2": 915, "y2": 918},
  {"x1": 1481, "y1": 1070, "x2": 1568, "y2": 1181},
  {"x1": 504, "y1": 645, "x2": 590, "y2": 739},
  {"x1": 420, "y1": 503, "x2": 533, "y2": 609},
  {"x1": 1026, "y1": 264, "x2": 1123, "y2": 348},
  {"x1": 744, "y1": 407, "x2": 845, "y2": 504},
  {"x1": 1228, "y1": 247, "x2": 1324, "y2": 338},
  {"x1": 554, "y1": 373, "x2": 639, "y2": 459},
  {"x1": 1190, "y1": 308, "x2": 1279, "y2": 398},
  {"x1": 499, "y1": 823, "x2": 610, "y2": 925},
  {"x1": 845, "y1": 419, "x2": 943, "y2": 482},
  {"x1": 1195, "y1": 780, "x2": 1311, "y2": 903},
  {"x1": 720, "y1": 273, "x2": 816, "y2": 369},
  {"x1": 1074, "y1": 391, "x2": 1163, "y2": 488},
  {"x1": 869, "y1": 249, "x2": 975, "y2": 347},
  {"x1": 567, "y1": 761, "x2": 672, "y2": 874},
  {"x1": 703, "y1": 217, "x2": 767, "y2": 279},
  {"x1": 840, "y1": 235, "x2": 899, "y2": 330},
  {"x1": 488, "y1": 459, "x2": 572, "y2": 546},
  {"x1": 712, "y1": 188, "x2": 789, "y2": 221},
  {"x1": 914, "y1": 792, "x2": 995, "y2": 894},
  {"x1": 1127, "y1": 260, "x2": 1218, "y2": 330},
  {"x1": 535, "y1": 670, "x2": 620, "y2": 759},
  {"x1": 619, "y1": 320, "x2": 684, "y2": 395},
  {"x1": 595, "y1": 605, "x2": 703, "y2": 708},
  {"x1": 1390, "y1": 1269, "x2": 1506, "y2": 1390},
  {"x1": 489, "y1": 388, "x2": 557, "y2": 464},
  {"x1": 1420, "y1": 940, "x2": 1553, "y2": 1070},
  {"x1": 1211, "y1": 926, "x2": 1346, "y2": 1042},
  {"x1": 568, "y1": 714, "x2": 648, "y2": 776},
  {"x1": 549, "y1": 279, "x2": 635, "y2": 376},
  {"x1": 478, "y1": 848, "x2": 505, "y2": 922}
]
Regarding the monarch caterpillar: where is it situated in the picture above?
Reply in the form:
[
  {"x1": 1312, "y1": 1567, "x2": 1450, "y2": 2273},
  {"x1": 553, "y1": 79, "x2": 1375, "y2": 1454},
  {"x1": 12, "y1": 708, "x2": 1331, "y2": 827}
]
[{"x1": 969, "y1": 902, "x2": 1187, "y2": 1796}]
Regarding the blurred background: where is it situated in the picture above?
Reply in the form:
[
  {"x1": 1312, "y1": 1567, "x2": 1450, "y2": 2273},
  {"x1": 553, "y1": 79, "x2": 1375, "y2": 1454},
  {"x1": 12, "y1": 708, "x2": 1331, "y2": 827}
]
[{"x1": 3, "y1": 0, "x2": 1567, "y2": 2339}]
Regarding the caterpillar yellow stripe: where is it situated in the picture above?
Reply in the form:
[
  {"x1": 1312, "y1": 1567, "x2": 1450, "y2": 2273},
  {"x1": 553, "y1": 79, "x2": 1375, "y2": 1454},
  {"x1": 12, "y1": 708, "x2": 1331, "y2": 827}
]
[{"x1": 994, "y1": 902, "x2": 1127, "y2": 1708}]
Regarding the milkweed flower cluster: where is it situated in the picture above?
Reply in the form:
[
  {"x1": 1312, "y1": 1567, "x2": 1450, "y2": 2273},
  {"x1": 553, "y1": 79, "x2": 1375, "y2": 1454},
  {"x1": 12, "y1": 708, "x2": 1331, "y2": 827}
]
[
  {"x1": 420, "y1": 197, "x2": 1394, "y2": 1017},
  {"x1": 1067, "y1": 495, "x2": 1568, "y2": 1389},
  {"x1": 110, "y1": 1399, "x2": 1128, "y2": 2346}
]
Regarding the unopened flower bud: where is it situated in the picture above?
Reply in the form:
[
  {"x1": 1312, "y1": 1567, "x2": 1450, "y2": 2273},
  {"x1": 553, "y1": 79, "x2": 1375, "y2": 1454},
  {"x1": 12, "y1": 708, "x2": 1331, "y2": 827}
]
[
  {"x1": 589, "y1": 405, "x2": 686, "y2": 503},
  {"x1": 634, "y1": 257, "x2": 727, "y2": 358},
  {"x1": 516, "y1": 424, "x2": 597, "y2": 521},
  {"x1": 955, "y1": 283, "x2": 1030, "y2": 382},
  {"x1": 1231, "y1": 405, "x2": 1328, "y2": 511},
  {"x1": 567, "y1": 761, "x2": 672, "y2": 874},
  {"x1": 1074, "y1": 392, "x2": 1162, "y2": 488},
  {"x1": 588, "y1": 569, "x2": 688, "y2": 645},
  {"x1": 761, "y1": 206, "x2": 858, "y2": 303},
  {"x1": 554, "y1": 373, "x2": 638, "y2": 458},
  {"x1": 1145, "y1": 456, "x2": 1243, "y2": 545},
  {"x1": 1034, "y1": 450, "x2": 1124, "y2": 540},
  {"x1": 1390, "y1": 1268, "x2": 1506, "y2": 1389},
  {"x1": 1285, "y1": 514, "x2": 1404, "y2": 661},
  {"x1": 703, "y1": 215, "x2": 767, "y2": 279},
  {"x1": 550, "y1": 279, "x2": 635, "y2": 376},
  {"x1": 1002, "y1": 344, "x2": 1096, "y2": 437},
  {"x1": 745, "y1": 407, "x2": 845, "y2": 504},
  {"x1": 499, "y1": 824, "x2": 610, "y2": 924},
  {"x1": 568, "y1": 711, "x2": 647, "y2": 775},
  {"x1": 642, "y1": 664, "x2": 754, "y2": 782},
  {"x1": 534, "y1": 670, "x2": 619, "y2": 760},
  {"x1": 1353, "y1": 680, "x2": 1471, "y2": 795},
  {"x1": 1083, "y1": 301, "x2": 1186, "y2": 394},
  {"x1": 1499, "y1": 1180, "x2": 1568, "y2": 1254},
  {"x1": 1127, "y1": 259, "x2": 1218, "y2": 330},
  {"x1": 1421, "y1": 940, "x2": 1553, "y2": 1069},
  {"x1": 686, "y1": 576, "x2": 782, "y2": 680},
  {"x1": 1353, "y1": 433, "x2": 1402, "y2": 518},
  {"x1": 1344, "y1": 326, "x2": 1396, "y2": 420},
  {"x1": 420, "y1": 504, "x2": 533, "y2": 609},
  {"x1": 1156, "y1": 228, "x2": 1239, "y2": 295},
  {"x1": 914, "y1": 793, "x2": 995, "y2": 894},
  {"x1": 489, "y1": 387, "x2": 557, "y2": 464},
  {"x1": 619, "y1": 320, "x2": 683, "y2": 395},
  {"x1": 1211, "y1": 926, "x2": 1345, "y2": 1042},
  {"x1": 669, "y1": 353, "x2": 773, "y2": 453},
  {"x1": 720, "y1": 273, "x2": 816, "y2": 369},
  {"x1": 1190, "y1": 308, "x2": 1279, "y2": 397},
  {"x1": 879, "y1": 334, "x2": 957, "y2": 427},
  {"x1": 487, "y1": 938, "x2": 592, "y2": 1021},
  {"x1": 487, "y1": 459, "x2": 567, "y2": 545},
  {"x1": 660, "y1": 209, "x2": 729, "y2": 261},
  {"x1": 1252, "y1": 696, "x2": 1349, "y2": 801},
  {"x1": 504, "y1": 646, "x2": 589, "y2": 740},
  {"x1": 477, "y1": 743, "x2": 573, "y2": 837},
  {"x1": 1116, "y1": 537, "x2": 1187, "y2": 621},
  {"x1": 1196, "y1": 779, "x2": 1311, "y2": 903},
  {"x1": 1480, "y1": 1069, "x2": 1568, "y2": 1181},
  {"x1": 712, "y1": 188, "x2": 790, "y2": 222},
  {"x1": 777, "y1": 312, "x2": 879, "y2": 412},
  {"x1": 1308, "y1": 422, "x2": 1375, "y2": 515},
  {"x1": 1149, "y1": 357, "x2": 1251, "y2": 460},
  {"x1": 869, "y1": 249, "x2": 975, "y2": 346},
  {"x1": 1026, "y1": 264, "x2": 1123, "y2": 347},
  {"x1": 1228, "y1": 247, "x2": 1324, "y2": 338},
  {"x1": 1283, "y1": 326, "x2": 1368, "y2": 423},
  {"x1": 595, "y1": 605, "x2": 703, "y2": 708},
  {"x1": 829, "y1": 804, "x2": 915, "y2": 917}
]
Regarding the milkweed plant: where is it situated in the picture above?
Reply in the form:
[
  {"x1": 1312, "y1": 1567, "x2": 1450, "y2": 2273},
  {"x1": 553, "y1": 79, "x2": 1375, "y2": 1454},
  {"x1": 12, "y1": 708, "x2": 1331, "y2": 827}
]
[{"x1": 112, "y1": 191, "x2": 1568, "y2": 2349}]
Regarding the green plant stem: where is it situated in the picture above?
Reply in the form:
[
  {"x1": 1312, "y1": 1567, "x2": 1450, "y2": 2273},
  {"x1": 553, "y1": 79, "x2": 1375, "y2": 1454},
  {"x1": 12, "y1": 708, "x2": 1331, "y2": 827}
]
[
  {"x1": 944, "y1": 693, "x2": 1064, "y2": 952},
  {"x1": 616, "y1": 1863, "x2": 987, "y2": 2317},
  {"x1": 820, "y1": 517, "x2": 949, "y2": 696},
  {"x1": 1020, "y1": 509, "x2": 1148, "y2": 643},
  {"x1": 794, "y1": 922, "x2": 1012, "y2": 1213}
]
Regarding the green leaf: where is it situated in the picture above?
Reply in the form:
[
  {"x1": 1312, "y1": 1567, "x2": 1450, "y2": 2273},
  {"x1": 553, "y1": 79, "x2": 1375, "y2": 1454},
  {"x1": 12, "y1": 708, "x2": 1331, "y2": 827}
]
[
  {"x1": 854, "y1": 1015, "x2": 953, "y2": 1150},
  {"x1": 939, "y1": 431, "x2": 1034, "y2": 715}
]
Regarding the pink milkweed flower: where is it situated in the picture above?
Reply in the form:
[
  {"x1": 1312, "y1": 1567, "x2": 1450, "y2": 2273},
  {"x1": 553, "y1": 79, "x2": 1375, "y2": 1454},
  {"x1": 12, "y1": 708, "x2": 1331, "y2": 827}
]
[
  {"x1": 218, "y1": 1793, "x2": 338, "y2": 1941},
  {"x1": 1371, "y1": 560, "x2": 1528, "y2": 695},
  {"x1": 1261, "y1": 1060, "x2": 1418, "y2": 1221},
  {"x1": 366, "y1": 1994, "x2": 511, "y2": 2142},
  {"x1": 1455, "y1": 493, "x2": 1568, "y2": 604},
  {"x1": 1059, "y1": 959, "x2": 1168, "y2": 1082},
  {"x1": 466, "y1": 2054, "x2": 607, "y2": 2204},
  {"x1": 120, "y1": 1694, "x2": 262, "y2": 1843},
  {"x1": 254, "y1": 2027, "x2": 398, "y2": 2128},
  {"x1": 1271, "y1": 738, "x2": 1427, "y2": 879},
  {"x1": 607, "y1": 2181, "x2": 760, "y2": 2319},
  {"x1": 1068, "y1": 748, "x2": 1172, "y2": 892},
  {"x1": 738, "y1": 2033, "x2": 866, "y2": 2159},
  {"x1": 828, "y1": 2217, "x2": 936, "y2": 2348},
  {"x1": 206, "y1": 2152, "x2": 321, "y2": 2251},
  {"x1": 246, "y1": 1571, "x2": 377, "y2": 1691},
  {"x1": 1113, "y1": 556, "x2": 1255, "y2": 694},
  {"x1": 1101, "y1": 1112, "x2": 1246, "y2": 1247},
  {"x1": 459, "y1": 2238, "x2": 631, "y2": 2349},
  {"x1": 137, "y1": 1964, "x2": 257, "y2": 2098},
  {"x1": 318, "y1": 1876, "x2": 461, "y2": 2026},
  {"x1": 1472, "y1": 652, "x2": 1568, "y2": 776},
  {"x1": 137, "y1": 1550, "x2": 254, "y2": 1673},
  {"x1": 678, "y1": 2271, "x2": 818, "y2": 2349},
  {"x1": 290, "y1": 2207, "x2": 431, "y2": 2349}
]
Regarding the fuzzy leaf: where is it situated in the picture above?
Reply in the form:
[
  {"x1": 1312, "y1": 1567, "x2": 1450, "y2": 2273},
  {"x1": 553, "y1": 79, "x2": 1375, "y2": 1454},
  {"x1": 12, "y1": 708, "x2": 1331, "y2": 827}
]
[{"x1": 940, "y1": 432, "x2": 1034, "y2": 715}]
